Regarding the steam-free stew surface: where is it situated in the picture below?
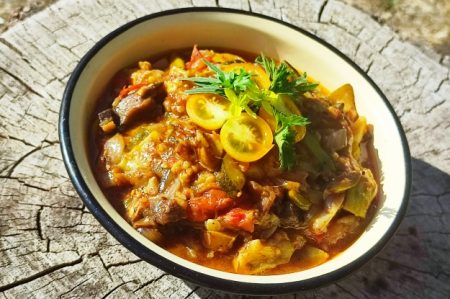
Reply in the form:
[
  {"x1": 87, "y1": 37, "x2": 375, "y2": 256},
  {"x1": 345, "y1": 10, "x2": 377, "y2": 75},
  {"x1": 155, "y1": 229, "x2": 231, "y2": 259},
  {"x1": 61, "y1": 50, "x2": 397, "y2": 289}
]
[{"x1": 91, "y1": 47, "x2": 379, "y2": 275}]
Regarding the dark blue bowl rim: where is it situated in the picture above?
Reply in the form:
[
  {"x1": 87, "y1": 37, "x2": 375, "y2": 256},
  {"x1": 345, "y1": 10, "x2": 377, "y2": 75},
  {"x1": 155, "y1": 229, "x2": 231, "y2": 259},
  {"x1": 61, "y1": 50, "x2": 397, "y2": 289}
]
[{"x1": 58, "y1": 7, "x2": 411, "y2": 295}]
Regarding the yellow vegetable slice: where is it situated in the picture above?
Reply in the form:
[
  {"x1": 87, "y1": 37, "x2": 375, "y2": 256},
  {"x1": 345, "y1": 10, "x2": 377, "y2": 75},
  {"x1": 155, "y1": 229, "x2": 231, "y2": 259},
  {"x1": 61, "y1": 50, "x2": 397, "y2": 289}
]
[
  {"x1": 329, "y1": 84, "x2": 358, "y2": 120},
  {"x1": 258, "y1": 96, "x2": 306, "y2": 142},
  {"x1": 186, "y1": 94, "x2": 230, "y2": 130},
  {"x1": 343, "y1": 168, "x2": 378, "y2": 218},
  {"x1": 220, "y1": 113, "x2": 273, "y2": 162},
  {"x1": 221, "y1": 63, "x2": 271, "y2": 89},
  {"x1": 296, "y1": 246, "x2": 329, "y2": 269}
]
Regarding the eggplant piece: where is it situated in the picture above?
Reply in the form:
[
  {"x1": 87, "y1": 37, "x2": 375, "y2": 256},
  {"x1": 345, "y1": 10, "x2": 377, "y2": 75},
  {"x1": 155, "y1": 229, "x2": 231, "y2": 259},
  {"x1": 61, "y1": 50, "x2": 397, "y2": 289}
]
[
  {"x1": 158, "y1": 169, "x2": 176, "y2": 193},
  {"x1": 248, "y1": 181, "x2": 284, "y2": 213},
  {"x1": 113, "y1": 82, "x2": 164, "y2": 127},
  {"x1": 142, "y1": 194, "x2": 186, "y2": 225},
  {"x1": 98, "y1": 108, "x2": 117, "y2": 133},
  {"x1": 322, "y1": 128, "x2": 347, "y2": 152},
  {"x1": 324, "y1": 171, "x2": 361, "y2": 197},
  {"x1": 275, "y1": 200, "x2": 305, "y2": 229},
  {"x1": 114, "y1": 94, "x2": 155, "y2": 126},
  {"x1": 103, "y1": 133, "x2": 124, "y2": 165}
]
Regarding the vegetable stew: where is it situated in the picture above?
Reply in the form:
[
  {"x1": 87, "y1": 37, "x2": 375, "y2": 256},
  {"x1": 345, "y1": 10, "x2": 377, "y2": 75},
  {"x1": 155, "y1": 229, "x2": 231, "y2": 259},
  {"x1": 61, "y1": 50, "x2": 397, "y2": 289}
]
[{"x1": 91, "y1": 46, "x2": 380, "y2": 275}]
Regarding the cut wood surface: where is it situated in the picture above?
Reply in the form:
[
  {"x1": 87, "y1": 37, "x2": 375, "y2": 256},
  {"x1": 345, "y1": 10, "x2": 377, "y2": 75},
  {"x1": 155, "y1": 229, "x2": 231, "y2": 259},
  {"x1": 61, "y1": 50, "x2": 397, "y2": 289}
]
[{"x1": 0, "y1": 0, "x2": 449, "y2": 298}]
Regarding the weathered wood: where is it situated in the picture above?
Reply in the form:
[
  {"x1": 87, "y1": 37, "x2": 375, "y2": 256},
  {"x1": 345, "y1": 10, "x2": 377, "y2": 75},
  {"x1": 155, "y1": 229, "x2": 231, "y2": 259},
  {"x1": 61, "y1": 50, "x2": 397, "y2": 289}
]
[{"x1": 0, "y1": 0, "x2": 449, "y2": 298}]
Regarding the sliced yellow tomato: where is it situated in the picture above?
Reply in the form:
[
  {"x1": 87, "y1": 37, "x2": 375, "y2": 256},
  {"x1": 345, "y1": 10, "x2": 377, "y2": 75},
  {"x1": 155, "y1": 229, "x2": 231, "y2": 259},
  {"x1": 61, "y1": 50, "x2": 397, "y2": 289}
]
[
  {"x1": 258, "y1": 106, "x2": 276, "y2": 132},
  {"x1": 221, "y1": 63, "x2": 271, "y2": 90},
  {"x1": 211, "y1": 53, "x2": 245, "y2": 64},
  {"x1": 220, "y1": 114, "x2": 273, "y2": 162},
  {"x1": 186, "y1": 94, "x2": 230, "y2": 130}
]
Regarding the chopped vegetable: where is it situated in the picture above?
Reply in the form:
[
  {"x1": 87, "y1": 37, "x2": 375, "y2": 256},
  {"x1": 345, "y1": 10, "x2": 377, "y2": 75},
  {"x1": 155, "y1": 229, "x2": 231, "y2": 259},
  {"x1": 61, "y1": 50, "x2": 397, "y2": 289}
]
[
  {"x1": 351, "y1": 116, "x2": 367, "y2": 160},
  {"x1": 218, "y1": 208, "x2": 256, "y2": 232},
  {"x1": 188, "y1": 189, "x2": 234, "y2": 222},
  {"x1": 217, "y1": 154, "x2": 246, "y2": 196},
  {"x1": 343, "y1": 168, "x2": 378, "y2": 218},
  {"x1": 287, "y1": 189, "x2": 311, "y2": 211},
  {"x1": 203, "y1": 230, "x2": 237, "y2": 253},
  {"x1": 309, "y1": 193, "x2": 345, "y2": 234},
  {"x1": 233, "y1": 232, "x2": 295, "y2": 274},
  {"x1": 329, "y1": 83, "x2": 357, "y2": 119},
  {"x1": 296, "y1": 245, "x2": 329, "y2": 268},
  {"x1": 302, "y1": 131, "x2": 336, "y2": 172}
]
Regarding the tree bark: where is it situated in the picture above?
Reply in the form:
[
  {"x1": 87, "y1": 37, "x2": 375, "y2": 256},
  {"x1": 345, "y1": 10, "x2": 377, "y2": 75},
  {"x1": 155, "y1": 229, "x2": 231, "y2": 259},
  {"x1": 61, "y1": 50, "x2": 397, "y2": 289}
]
[{"x1": 0, "y1": 0, "x2": 449, "y2": 298}]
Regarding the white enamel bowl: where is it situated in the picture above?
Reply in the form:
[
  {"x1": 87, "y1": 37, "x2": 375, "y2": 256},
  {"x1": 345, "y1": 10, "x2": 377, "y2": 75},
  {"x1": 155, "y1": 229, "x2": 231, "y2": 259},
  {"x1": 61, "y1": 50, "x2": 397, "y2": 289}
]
[{"x1": 59, "y1": 8, "x2": 411, "y2": 295}]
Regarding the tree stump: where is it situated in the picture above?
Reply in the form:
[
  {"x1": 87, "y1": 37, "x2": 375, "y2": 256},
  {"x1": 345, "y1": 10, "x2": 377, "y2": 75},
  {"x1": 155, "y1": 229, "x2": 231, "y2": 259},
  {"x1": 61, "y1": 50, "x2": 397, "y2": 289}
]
[{"x1": 0, "y1": 0, "x2": 449, "y2": 298}]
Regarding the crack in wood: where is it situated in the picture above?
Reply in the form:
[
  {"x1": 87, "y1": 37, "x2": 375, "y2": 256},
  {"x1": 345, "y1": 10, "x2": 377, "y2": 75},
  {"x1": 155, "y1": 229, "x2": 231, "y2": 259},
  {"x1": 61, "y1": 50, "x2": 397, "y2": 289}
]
[
  {"x1": 104, "y1": 259, "x2": 142, "y2": 270},
  {"x1": 0, "y1": 145, "x2": 45, "y2": 176},
  {"x1": 36, "y1": 206, "x2": 44, "y2": 240},
  {"x1": 57, "y1": 276, "x2": 91, "y2": 299},
  {"x1": 0, "y1": 134, "x2": 35, "y2": 147},
  {"x1": 0, "y1": 38, "x2": 24, "y2": 58},
  {"x1": 378, "y1": 36, "x2": 394, "y2": 54},
  {"x1": 434, "y1": 76, "x2": 449, "y2": 93},
  {"x1": 183, "y1": 286, "x2": 200, "y2": 299},
  {"x1": 317, "y1": 0, "x2": 329, "y2": 22},
  {"x1": 0, "y1": 67, "x2": 44, "y2": 99},
  {"x1": 335, "y1": 283, "x2": 360, "y2": 299},
  {"x1": 100, "y1": 280, "x2": 137, "y2": 299},
  {"x1": 132, "y1": 273, "x2": 168, "y2": 294},
  {"x1": 0, "y1": 257, "x2": 82, "y2": 292}
]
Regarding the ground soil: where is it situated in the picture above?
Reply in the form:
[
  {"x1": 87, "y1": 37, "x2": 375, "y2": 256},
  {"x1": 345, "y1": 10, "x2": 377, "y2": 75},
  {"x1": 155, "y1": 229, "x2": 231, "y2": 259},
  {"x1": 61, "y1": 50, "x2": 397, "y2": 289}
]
[{"x1": 0, "y1": 0, "x2": 449, "y2": 55}]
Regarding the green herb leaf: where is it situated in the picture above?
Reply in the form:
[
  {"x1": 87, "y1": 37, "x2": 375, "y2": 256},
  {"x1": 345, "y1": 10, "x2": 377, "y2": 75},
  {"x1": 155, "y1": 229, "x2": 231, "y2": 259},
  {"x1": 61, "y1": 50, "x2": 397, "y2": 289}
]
[
  {"x1": 183, "y1": 53, "x2": 313, "y2": 170},
  {"x1": 275, "y1": 126, "x2": 297, "y2": 170},
  {"x1": 255, "y1": 54, "x2": 318, "y2": 95},
  {"x1": 272, "y1": 110, "x2": 310, "y2": 170},
  {"x1": 183, "y1": 60, "x2": 254, "y2": 97}
]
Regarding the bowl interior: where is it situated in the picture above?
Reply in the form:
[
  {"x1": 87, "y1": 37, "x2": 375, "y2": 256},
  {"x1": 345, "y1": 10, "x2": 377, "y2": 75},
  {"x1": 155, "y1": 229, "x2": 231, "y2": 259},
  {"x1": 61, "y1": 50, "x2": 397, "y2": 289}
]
[{"x1": 67, "y1": 11, "x2": 408, "y2": 284}]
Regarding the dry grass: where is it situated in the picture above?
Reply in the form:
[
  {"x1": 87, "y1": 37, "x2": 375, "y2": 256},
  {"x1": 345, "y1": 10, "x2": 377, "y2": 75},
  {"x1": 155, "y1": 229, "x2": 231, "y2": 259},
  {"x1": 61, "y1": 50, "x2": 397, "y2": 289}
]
[{"x1": 342, "y1": 0, "x2": 450, "y2": 55}]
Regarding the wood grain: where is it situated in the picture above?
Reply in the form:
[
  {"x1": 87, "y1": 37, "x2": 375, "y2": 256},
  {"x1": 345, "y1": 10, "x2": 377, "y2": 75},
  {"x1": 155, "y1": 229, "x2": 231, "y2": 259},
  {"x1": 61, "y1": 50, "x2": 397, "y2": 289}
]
[{"x1": 0, "y1": 0, "x2": 449, "y2": 298}]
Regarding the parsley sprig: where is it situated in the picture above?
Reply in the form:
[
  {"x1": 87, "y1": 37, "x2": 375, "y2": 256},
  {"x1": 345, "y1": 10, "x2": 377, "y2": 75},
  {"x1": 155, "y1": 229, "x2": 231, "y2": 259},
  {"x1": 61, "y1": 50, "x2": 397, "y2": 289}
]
[
  {"x1": 183, "y1": 60, "x2": 261, "y2": 117},
  {"x1": 255, "y1": 54, "x2": 318, "y2": 95},
  {"x1": 182, "y1": 55, "x2": 317, "y2": 170},
  {"x1": 184, "y1": 60, "x2": 253, "y2": 96},
  {"x1": 262, "y1": 102, "x2": 310, "y2": 170}
]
